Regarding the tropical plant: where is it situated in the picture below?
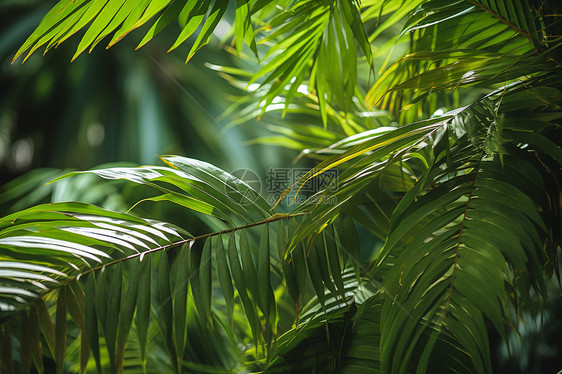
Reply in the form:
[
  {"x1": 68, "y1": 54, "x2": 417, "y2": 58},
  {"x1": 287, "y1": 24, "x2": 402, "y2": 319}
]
[{"x1": 1, "y1": 0, "x2": 561, "y2": 373}]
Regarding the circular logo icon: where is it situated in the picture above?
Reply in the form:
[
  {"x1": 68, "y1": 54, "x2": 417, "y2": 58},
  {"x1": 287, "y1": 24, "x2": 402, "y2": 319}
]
[{"x1": 225, "y1": 168, "x2": 262, "y2": 205}]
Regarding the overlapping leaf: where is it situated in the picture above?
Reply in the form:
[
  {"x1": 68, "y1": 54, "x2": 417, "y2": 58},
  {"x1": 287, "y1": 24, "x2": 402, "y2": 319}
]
[
  {"x1": 52, "y1": 156, "x2": 272, "y2": 225},
  {"x1": 248, "y1": 0, "x2": 372, "y2": 120},
  {"x1": 12, "y1": 0, "x2": 237, "y2": 63},
  {"x1": 371, "y1": 96, "x2": 560, "y2": 373},
  {"x1": 366, "y1": 0, "x2": 560, "y2": 123},
  {"x1": 0, "y1": 202, "x2": 185, "y2": 314}
]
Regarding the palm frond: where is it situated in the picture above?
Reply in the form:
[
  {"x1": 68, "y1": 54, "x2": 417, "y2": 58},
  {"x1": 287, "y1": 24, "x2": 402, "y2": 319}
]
[
  {"x1": 0, "y1": 177, "x2": 365, "y2": 372},
  {"x1": 371, "y1": 88, "x2": 559, "y2": 373},
  {"x1": 0, "y1": 202, "x2": 186, "y2": 314},
  {"x1": 244, "y1": 75, "x2": 560, "y2": 372},
  {"x1": 366, "y1": 0, "x2": 562, "y2": 122},
  {"x1": 52, "y1": 156, "x2": 272, "y2": 225},
  {"x1": 12, "y1": 0, "x2": 233, "y2": 63},
  {"x1": 14, "y1": 0, "x2": 375, "y2": 123}
]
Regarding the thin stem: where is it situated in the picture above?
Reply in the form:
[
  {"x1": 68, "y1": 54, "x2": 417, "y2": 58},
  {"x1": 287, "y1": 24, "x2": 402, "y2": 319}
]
[
  {"x1": 56, "y1": 212, "x2": 309, "y2": 291},
  {"x1": 443, "y1": 159, "x2": 482, "y2": 313}
]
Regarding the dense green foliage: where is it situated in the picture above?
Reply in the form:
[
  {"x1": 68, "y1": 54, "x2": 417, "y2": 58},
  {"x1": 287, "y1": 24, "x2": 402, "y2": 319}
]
[{"x1": 1, "y1": 0, "x2": 561, "y2": 373}]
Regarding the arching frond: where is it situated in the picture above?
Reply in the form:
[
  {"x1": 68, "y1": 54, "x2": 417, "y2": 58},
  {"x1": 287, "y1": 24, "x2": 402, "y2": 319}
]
[
  {"x1": 0, "y1": 180, "x2": 366, "y2": 373},
  {"x1": 0, "y1": 202, "x2": 186, "y2": 314},
  {"x1": 13, "y1": 0, "x2": 373, "y2": 120},
  {"x1": 52, "y1": 156, "x2": 273, "y2": 225},
  {"x1": 12, "y1": 0, "x2": 232, "y2": 64},
  {"x1": 366, "y1": 0, "x2": 562, "y2": 122}
]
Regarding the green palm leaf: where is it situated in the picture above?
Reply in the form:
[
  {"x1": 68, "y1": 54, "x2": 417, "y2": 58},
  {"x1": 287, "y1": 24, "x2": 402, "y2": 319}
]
[
  {"x1": 0, "y1": 202, "x2": 185, "y2": 314},
  {"x1": 51, "y1": 156, "x2": 272, "y2": 225},
  {"x1": 372, "y1": 96, "x2": 559, "y2": 373},
  {"x1": 12, "y1": 0, "x2": 234, "y2": 63}
]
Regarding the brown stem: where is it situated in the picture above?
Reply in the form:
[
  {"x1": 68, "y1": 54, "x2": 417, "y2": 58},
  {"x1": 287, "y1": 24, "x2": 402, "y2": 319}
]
[{"x1": 55, "y1": 212, "x2": 309, "y2": 291}]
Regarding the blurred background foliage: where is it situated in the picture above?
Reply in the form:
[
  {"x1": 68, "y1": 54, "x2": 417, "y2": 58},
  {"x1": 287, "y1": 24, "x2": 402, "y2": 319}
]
[
  {"x1": 0, "y1": 0, "x2": 293, "y2": 184},
  {"x1": 0, "y1": 0, "x2": 299, "y2": 234}
]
